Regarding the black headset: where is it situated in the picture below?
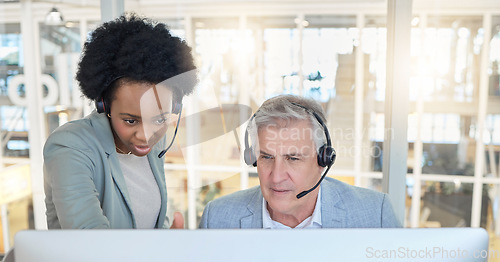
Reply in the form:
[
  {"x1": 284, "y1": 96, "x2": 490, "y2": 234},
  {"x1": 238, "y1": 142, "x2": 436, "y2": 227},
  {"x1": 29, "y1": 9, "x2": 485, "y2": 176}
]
[
  {"x1": 95, "y1": 75, "x2": 122, "y2": 115},
  {"x1": 95, "y1": 74, "x2": 182, "y2": 115},
  {"x1": 243, "y1": 102, "x2": 336, "y2": 168},
  {"x1": 95, "y1": 97, "x2": 109, "y2": 114},
  {"x1": 95, "y1": 97, "x2": 182, "y2": 115}
]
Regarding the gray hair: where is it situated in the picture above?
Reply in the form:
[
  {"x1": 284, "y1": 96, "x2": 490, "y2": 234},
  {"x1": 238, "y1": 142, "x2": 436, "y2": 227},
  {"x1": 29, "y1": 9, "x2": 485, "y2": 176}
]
[{"x1": 248, "y1": 95, "x2": 327, "y2": 154}]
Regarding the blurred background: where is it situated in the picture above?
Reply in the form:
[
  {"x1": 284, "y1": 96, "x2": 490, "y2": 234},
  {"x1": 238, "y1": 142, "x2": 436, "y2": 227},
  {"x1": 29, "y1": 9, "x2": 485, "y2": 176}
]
[{"x1": 0, "y1": 0, "x2": 500, "y2": 259}]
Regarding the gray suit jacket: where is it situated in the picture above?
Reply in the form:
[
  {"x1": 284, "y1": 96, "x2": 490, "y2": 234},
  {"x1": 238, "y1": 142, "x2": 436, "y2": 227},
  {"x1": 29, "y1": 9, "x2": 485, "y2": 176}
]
[
  {"x1": 44, "y1": 111, "x2": 169, "y2": 229},
  {"x1": 199, "y1": 177, "x2": 401, "y2": 228}
]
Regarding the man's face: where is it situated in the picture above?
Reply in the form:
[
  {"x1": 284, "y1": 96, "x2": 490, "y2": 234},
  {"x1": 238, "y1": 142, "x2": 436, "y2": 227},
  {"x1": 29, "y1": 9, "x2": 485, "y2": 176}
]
[{"x1": 256, "y1": 119, "x2": 324, "y2": 219}]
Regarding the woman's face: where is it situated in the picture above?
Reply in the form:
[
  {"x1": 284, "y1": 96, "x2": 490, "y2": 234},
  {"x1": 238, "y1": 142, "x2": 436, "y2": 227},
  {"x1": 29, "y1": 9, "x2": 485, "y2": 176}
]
[{"x1": 108, "y1": 81, "x2": 174, "y2": 157}]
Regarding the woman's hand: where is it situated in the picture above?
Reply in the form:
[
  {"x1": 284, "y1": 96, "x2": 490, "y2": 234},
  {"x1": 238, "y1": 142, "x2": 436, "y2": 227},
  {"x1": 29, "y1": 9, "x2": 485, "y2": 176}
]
[{"x1": 170, "y1": 211, "x2": 184, "y2": 229}]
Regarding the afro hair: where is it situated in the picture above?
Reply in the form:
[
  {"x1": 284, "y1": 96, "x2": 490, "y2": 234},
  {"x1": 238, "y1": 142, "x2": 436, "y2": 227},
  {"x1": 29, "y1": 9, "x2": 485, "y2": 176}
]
[{"x1": 76, "y1": 13, "x2": 197, "y2": 104}]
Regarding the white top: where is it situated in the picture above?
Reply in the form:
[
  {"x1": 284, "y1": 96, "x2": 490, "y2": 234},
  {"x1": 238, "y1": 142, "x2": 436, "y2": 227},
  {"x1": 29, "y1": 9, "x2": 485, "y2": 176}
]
[
  {"x1": 262, "y1": 187, "x2": 322, "y2": 229},
  {"x1": 117, "y1": 153, "x2": 161, "y2": 229}
]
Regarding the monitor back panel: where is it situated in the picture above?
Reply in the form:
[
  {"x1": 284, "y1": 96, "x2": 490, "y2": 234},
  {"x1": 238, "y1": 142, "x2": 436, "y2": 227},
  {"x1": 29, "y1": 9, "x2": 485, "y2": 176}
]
[{"x1": 14, "y1": 228, "x2": 489, "y2": 262}]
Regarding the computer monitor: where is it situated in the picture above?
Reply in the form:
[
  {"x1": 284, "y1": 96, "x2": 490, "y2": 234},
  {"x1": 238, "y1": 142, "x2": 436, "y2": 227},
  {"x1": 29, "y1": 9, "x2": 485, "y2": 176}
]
[{"x1": 14, "y1": 228, "x2": 489, "y2": 262}]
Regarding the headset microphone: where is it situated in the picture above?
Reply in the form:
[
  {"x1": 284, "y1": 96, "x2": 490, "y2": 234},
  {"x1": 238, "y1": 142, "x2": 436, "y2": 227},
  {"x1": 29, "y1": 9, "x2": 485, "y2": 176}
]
[
  {"x1": 158, "y1": 103, "x2": 183, "y2": 158},
  {"x1": 296, "y1": 162, "x2": 334, "y2": 199}
]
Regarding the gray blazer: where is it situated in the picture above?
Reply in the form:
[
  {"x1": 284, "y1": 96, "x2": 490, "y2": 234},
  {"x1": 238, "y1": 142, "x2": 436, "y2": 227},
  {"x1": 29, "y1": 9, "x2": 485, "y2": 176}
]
[
  {"x1": 44, "y1": 111, "x2": 169, "y2": 229},
  {"x1": 199, "y1": 177, "x2": 401, "y2": 228}
]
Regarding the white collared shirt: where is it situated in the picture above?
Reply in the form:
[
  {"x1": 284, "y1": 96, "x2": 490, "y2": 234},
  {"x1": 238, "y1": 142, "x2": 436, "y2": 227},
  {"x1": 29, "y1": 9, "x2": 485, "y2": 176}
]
[{"x1": 262, "y1": 187, "x2": 322, "y2": 229}]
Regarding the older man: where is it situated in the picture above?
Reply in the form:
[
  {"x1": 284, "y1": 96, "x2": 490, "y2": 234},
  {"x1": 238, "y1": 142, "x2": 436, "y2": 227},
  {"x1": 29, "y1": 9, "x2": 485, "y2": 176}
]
[{"x1": 199, "y1": 95, "x2": 400, "y2": 229}]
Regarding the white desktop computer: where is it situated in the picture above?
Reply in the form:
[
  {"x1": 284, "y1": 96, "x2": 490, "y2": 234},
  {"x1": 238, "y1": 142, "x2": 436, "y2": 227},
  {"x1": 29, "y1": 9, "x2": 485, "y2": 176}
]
[{"x1": 13, "y1": 228, "x2": 489, "y2": 262}]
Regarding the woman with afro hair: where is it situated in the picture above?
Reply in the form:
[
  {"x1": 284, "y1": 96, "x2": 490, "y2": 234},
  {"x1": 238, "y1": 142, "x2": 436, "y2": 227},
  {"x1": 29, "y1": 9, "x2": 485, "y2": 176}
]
[{"x1": 43, "y1": 14, "x2": 197, "y2": 229}]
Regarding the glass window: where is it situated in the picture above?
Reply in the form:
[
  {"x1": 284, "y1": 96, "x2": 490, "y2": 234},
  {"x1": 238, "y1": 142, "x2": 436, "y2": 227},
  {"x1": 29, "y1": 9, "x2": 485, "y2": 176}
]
[
  {"x1": 249, "y1": 16, "x2": 299, "y2": 98},
  {"x1": 420, "y1": 181, "x2": 484, "y2": 227},
  {"x1": 482, "y1": 16, "x2": 500, "y2": 234},
  {"x1": 302, "y1": 15, "x2": 358, "y2": 172},
  {"x1": 0, "y1": 24, "x2": 26, "y2": 158},
  {"x1": 415, "y1": 16, "x2": 482, "y2": 103},
  {"x1": 0, "y1": 22, "x2": 30, "y2": 253}
]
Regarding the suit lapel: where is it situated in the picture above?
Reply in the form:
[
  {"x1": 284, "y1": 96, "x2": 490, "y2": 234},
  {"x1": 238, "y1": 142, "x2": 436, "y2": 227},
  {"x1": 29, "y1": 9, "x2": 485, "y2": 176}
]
[
  {"x1": 90, "y1": 112, "x2": 135, "y2": 226},
  {"x1": 321, "y1": 178, "x2": 347, "y2": 228},
  {"x1": 241, "y1": 187, "x2": 264, "y2": 228}
]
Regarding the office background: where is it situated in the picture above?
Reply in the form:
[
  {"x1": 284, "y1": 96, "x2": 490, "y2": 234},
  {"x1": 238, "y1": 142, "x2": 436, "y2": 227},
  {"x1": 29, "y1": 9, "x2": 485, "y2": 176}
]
[{"x1": 0, "y1": 0, "x2": 499, "y2": 258}]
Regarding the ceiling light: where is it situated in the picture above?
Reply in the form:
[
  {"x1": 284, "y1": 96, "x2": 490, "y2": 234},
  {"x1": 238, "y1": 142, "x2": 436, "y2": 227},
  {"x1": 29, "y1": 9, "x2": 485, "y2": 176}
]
[{"x1": 45, "y1": 7, "x2": 64, "y2": 26}]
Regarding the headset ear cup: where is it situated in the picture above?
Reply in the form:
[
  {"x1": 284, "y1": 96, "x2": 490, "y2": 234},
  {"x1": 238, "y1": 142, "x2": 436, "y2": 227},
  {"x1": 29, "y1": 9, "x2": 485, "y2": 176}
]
[
  {"x1": 95, "y1": 98, "x2": 106, "y2": 114},
  {"x1": 244, "y1": 146, "x2": 257, "y2": 167},
  {"x1": 325, "y1": 146, "x2": 336, "y2": 166},
  {"x1": 317, "y1": 144, "x2": 327, "y2": 167},
  {"x1": 317, "y1": 144, "x2": 336, "y2": 167}
]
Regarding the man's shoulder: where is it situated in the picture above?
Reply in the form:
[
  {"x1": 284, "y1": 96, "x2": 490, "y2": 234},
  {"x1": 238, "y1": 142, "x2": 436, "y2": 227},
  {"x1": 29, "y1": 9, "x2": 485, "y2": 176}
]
[
  {"x1": 322, "y1": 177, "x2": 401, "y2": 228},
  {"x1": 323, "y1": 177, "x2": 386, "y2": 203},
  {"x1": 209, "y1": 186, "x2": 261, "y2": 209},
  {"x1": 200, "y1": 186, "x2": 261, "y2": 228}
]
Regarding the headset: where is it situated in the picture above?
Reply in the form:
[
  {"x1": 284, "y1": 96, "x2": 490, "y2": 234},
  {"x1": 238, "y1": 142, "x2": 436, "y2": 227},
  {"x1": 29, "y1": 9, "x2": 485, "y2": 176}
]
[
  {"x1": 95, "y1": 75, "x2": 122, "y2": 115},
  {"x1": 95, "y1": 96, "x2": 182, "y2": 115},
  {"x1": 244, "y1": 102, "x2": 335, "y2": 167},
  {"x1": 243, "y1": 102, "x2": 336, "y2": 199},
  {"x1": 95, "y1": 97, "x2": 109, "y2": 114},
  {"x1": 95, "y1": 75, "x2": 183, "y2": 115}
]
